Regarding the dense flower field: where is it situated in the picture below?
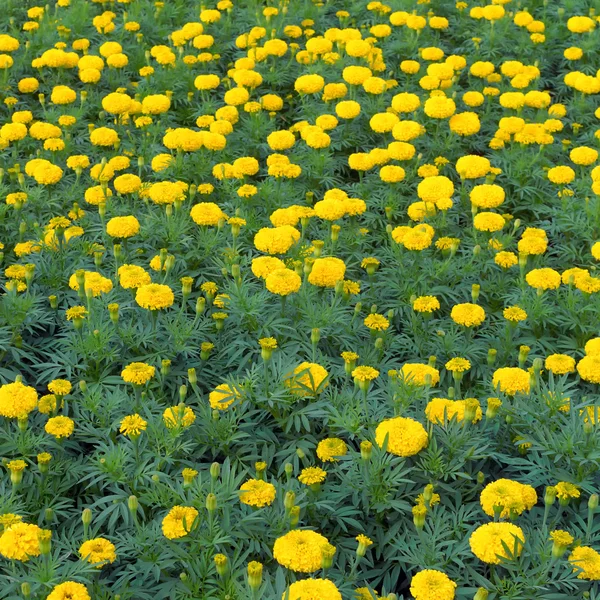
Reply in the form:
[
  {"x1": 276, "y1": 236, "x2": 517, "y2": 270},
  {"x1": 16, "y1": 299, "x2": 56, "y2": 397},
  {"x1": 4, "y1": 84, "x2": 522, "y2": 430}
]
[{"x1": 2, "y1": 0, "x2": 600, "y2": 598}]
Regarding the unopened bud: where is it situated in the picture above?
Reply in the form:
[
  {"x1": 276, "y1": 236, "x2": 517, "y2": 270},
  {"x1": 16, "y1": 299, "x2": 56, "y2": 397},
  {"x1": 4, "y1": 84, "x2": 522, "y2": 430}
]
[
  {"x1": 545, "y1": 486, "x2": 557, "y2": 506},
  {"x1": 206, "y1": 493, "x2": 217, "y2": 513},
  {"x1": 360, "y1": 440, "x2": 373, "y2": 461}
]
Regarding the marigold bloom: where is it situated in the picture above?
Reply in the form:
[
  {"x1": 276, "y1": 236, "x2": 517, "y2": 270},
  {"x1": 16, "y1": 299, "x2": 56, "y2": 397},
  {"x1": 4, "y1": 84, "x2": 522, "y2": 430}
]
[
  {"x1": 410, "y1": 569, "x2": 457, "y2": 600},
  {"x1": 569, "y1": 546, "x2": 600, "y2": 580},
  {"x1": 273, "y1": 529, "x2": 331, "y2": 572},
  {"x1": 480, "y1": 479, "x2": 537, "y2": 518},
  {"x1": 469, "y1": 522, "x2": 525, "y2": 564},
  {"x1": 240, "y1": 479, "x2": 276, "y2": 507},
  {"x1": 492, "y1": 367, "x2": 530, "y2": 395},
  {"x1": 79, "y1": 537, "x2": 117, "y2": 567},
  {"x1": 161, "y1": 506, "x2": 199, "y2": 539},
  {"x1": 375, "y1": 416, "x2": 428, "y2": 456},
  {"x1": 45, "y1": 416, "x2": 74, "y2": 438}
]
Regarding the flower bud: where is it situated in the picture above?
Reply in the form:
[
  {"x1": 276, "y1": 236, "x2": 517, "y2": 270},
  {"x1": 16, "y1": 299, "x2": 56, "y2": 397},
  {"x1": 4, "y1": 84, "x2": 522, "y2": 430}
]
[
  {"x1": 248, "y1": 561, "x2": 263, "y2": 590},
  {"x1": 284, "y1": 463, "x2": 293, "y2": 478},
  {"x1": 486, "y1": 397, "x2": 501, "y2": 419},
  {"x1": 311, "y1": 328, "x2": 320, "y2": 345},
  {"x1": 38, "y1": 530, "x2": 52, "y2": 555},
  {"x1": 487, "y1": 348, "x2": 497, "y2": 366},
  {"x1": 474, "y1": 589, "x2": 488, "y2": 600},
  {"x1": 108, "y1": 303, "x2": 119, "y2": 325},
  {"x1": 214, "y1": 553, "x2": 228, "y2": 577},
  {"x1": 412, "y1": 504, "x2": 426, "y2": 530},
  {"x1": 255, "y1": 461, "x2": 267, "y2": 480},
  {"x1": 188, "y1": 368, "x2": 197, "y2": 386},
  {"x1": 544, "y1": 486, "x2": 557, "y2": 506},
  {"x1": 289, "y1": 505, "x2": 300, "y2": 527},
  {"x1": 284, "y1": 491, "x2": 296, "y2": 511},
  {"x1": 589, "y1": 494, "x2": 599, "y2": 512},
  {"x1": 476, "y1": 471, "x2": 485, "y2": 485},
  {"x1": 49, "y1": 295, "x2": 58, "y2": 309},
  {"x1": 518, "y1": 345, "x2": 530, "y2": 367},
  {"x1": 296, "y1": 448, "x2": 305, "y2": 459},
  {"x1": 21, "y1": 583, "x2": 30, "y2": 598},
  {"x1": 210, "y1": 462, "x2": 220, "y2": 480},
  {"x1": 82, "y1": 508, "x2": 92, "y2": 526},
  {"x1": 321, "y1": 543, "x2": 336, "y2": 568},
  {"x1": 128, "y1": 495, "x2": 138, "y2": 514},
  {"x1": 206, "y1": 493, "x2": 217, "y2": 513},
  {"x1": 361, "y1": 440, "x2": 373, "y2": 461},
  {"x1": 471, "y1": 284, "x2": 480, "y2": 302},
  {"x1": 44, "y1": 508, "x2": 54, "y2": 523}
]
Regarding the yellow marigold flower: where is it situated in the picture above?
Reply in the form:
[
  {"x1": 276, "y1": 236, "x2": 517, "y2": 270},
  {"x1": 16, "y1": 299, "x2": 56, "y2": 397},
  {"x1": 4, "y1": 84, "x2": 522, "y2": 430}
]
[
  {"x1": 450, "y1": 303, "x2": 486, "y2": 327},
  {"x1": 425, "y1": 398, "x2": 482, "y2": 425},
  {"x1": 364, "y1": 314, "x2": 389, "y2": 331},
  {"x1": 0, "y1": 381, "x2": 38, "y2": 419},
  {"x1": 492, "y1": 367, "x2": 530, "y2": 395},
  {"x1": 68, "y1": 271, "x2": 113, "y2": 297},
  {"x1": 0, "y1": 513, "x2": 23, "y2": 528},
  {"x1": 503, "y1": 306, "x2": 527, "y2": 322},
  {"x1": 121, "y1": 362, "x2": 155, "y2": 386},
  {"x1": 456, "y1": 155, "x2": 491, "y2": 179},
  {"x1": 495, "y1": 251, "x2": 518, "y2": 269},
  {"x1": 299, "y1": 466, "x2": 327, "y2": 486},
  {"x1": 0, "y1": 522, "x2": 45, "y2": 561},
  {"x1": 417, "y1": 176, "x2": 454, "y2": 202},
  {"x1": 545, "y1": 354, "x2": 576, "y2": 375},
  {"x1": 273, "y1": 529, "x2": 331, "y2": 573},
  {"x1": 265, "y1": 268, "x2": 302, "y2": 296},
  {"x1": 190, "y1": 202, "x2": 227, "y2": 226},
  {"x1": 316, "y1": 438, "x2": 347, "y2": 462},
  {"x1": 525, "y1": 268, "x2": 561, "y2": 291},
  {"x1": 469, "y1": 522, "x2": 525, "y2": 564},
  {"x1": 400, "y1": 363, "x2": 440, "y2": 386},
  {"x1": 473, "y1": 212, "x2": 505, "y2": 232},
  {"x1": 119, "y1": 414, "x2": 147, "y2": 437},
  {"x1": 569, "y1": 546, "x2": 600, "y2": 580},
  {"x1": 135, "y1": 283, "x2": 174, "y2": 310},
  {"x1": 48, "y1": 379, "x2": 71, "y2": 396},
  {"x1": 555, "y1": 481, "x2": 580, "y2": 501},
  {"x1": 375, "y1": 416, "x2": 428, "y2": 456},
  {"x1": 285, "y1": 579, "x2": 341, "y2": 600},
  {"x1": 352, "y1": 366, "x2": 380, "y2": 381},
  {"x1": 285, "y1": 362, "x2": 329, "y2": 396},
  {"x1": 118, "y1": 264, "x2": 151, "y2": 289},
  {"x1": 550, "y1": 529, "x2": 574, "y2": 549},
  {"x1": 106, "y1": 215, "x2": 140, "y2": 238},
  {"x1": 308, "y1": 257, "x2": 346, "y2": 287},
  {"x1": 254, "y1": 225, "x2": 300, "y2": 254},
  {"x1": 480, "y1": 479, "x2": 537, "y2": 518},
  {"x1": 79, "y1": 537, "x2": 117, "y2": 567},
  {"x1": 161, "y1": 506, "x2": 199, "y2": 539},
  {"x1": 547, "y1": 166, "x2": 575, "y2": 185},
  {"x1": 65, "y1": 306, "x2": 87, "y2": 321},
  {"x1": 445, "y1": 358, "x2": 470, "y2": 372},
  {"x1": 209, "y1": 383, "x2": 240, "y2": 410},
  {"x1": 45, "y1": 416, "x2": 74, "y2": 439},
  {"x1": 410, "y1": 569, "x2": 457, "y2": 600},
  {"x1": 239, "y1": 479, "x2": 276, "y2": 507},
  {"x1": 578, "y1": 355, "x2": 600, "y2": 383},
  {"x1": 259, "y1": 337, "x2": 277, "y2": 350},
  {"x1": 163, "y1": 405, "x2": 196, "y2": 428},
  {"x1": 413, "y1": 296, "x2": 440, "y2": 313}
]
